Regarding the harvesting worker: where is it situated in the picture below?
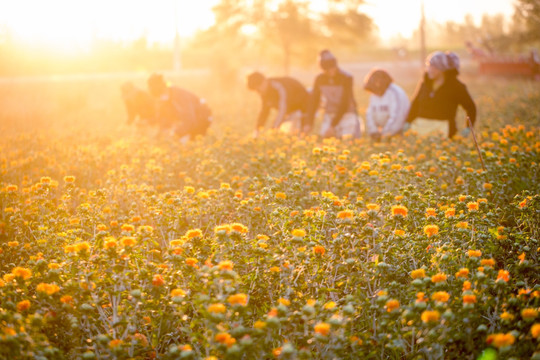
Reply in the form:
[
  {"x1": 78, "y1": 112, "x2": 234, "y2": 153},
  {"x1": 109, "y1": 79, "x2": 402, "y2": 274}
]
[
  {"x1": 405, "y1": 51, "x2": 476, "y2": 138},
  {"x1": 247, "y1": 71, "x2": 310, "y2": 137},
  {"x1": 306, "y1": 50, "x2": 361, "y2": 139},
  {"x1": 363, "y1": 68, "x2": 410, "y2": 142},
  {"x1": 121, "y1": 81, "x2": 156, "y2": 127},
  {"x1": 147, "y1": 73, "x2": 212, "y2": 141}
]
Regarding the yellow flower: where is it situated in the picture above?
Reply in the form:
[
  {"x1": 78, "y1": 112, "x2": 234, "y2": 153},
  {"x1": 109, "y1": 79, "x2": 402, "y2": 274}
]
[
  {"x1": 215, "y1": 260, "x2": 233, "y2": 271},
  {"x1": 445, "y1": 208, "x2": 455, "y2": 218},
  {"x1": 104, "y1": 237, "x2": 117, "y2": 249},
  {"x1": 421, "y1": 310, "x2": 440, "y2": 324},
  {"x1": 230, "y1": 223, "x2": 248, "y2": 233},
  {"x1": 521, "y1": 308, "x2": 538, "y2": 321},
  {"x1": 385, "y1": 299, "x2": 400, "y2": 312},
  {"x1": 278, "y1": 298, "x2": 291, "y2": 306},
  {"x1": 291, "y1": 229, "x2": 306, "y2": 238},
  {"x1": 391, "y1": 205, "x2": 408, "y2": 217},
  {"x1": 7, "y1": 241, "x2": 19, "y2": 247},
  {"x1": 324, "y1": 301, "x2": 336, "y2": 310},
  {"x1": 64, "y1": 244, "x2": 76, "y2": 253},
  {"x1": 75, "y1": 241, "x2": 91, "y2": 253},
  {"x1": 431, "y1": 291, "x2": 450, "y2": 303},
  {"x1": 314, "y1": 322, "x2": 331, "y2": 336},
  {"x1": 184, "y1": 186, "x2": 195, "y2": 194},
  {"x1": 36, "y1": 283, "x2": 60, "y2": 295},
  {"x1": 254, "y1": 321, "x2": 266, "y2": 329},
  {"x1": 171, "y1": 289, "x2": 186, "y2": 298},
  {"x1": 411, "y1": 269, "x2": 426, "y2": 279},
  {"x1": 275, "y1": 192, "x2": 287, "y2": 200},
  {"x1": 185, "y1": 258, "x2": 198, "y2": 267},
  {"x1": 207, "y1": 303, "x2": 226, "y2": 314},
  {"x1": 48, "y1": 263, "x2": 60, "y2": 270},
  {"x1": 394, "y1": 229, "x2": 405, "y2": 236},
  {"x1": 456, "y1": 221, "x2": 468, "y2": 229},
  {"x1": 214, "y1": 224, "x2": 231, "y2": 234},
  {"x1": 366, "y1": 203, "x2": 380, "y2": 211},
  {"x1": 424, "y1": 225, "x2": 439, "y2": 237}
]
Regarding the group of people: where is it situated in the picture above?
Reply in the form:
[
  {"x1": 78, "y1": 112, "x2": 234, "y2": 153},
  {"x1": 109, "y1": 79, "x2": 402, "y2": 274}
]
[{"x1": 122, "y1": 49, "x2": 477, "y2": 142}]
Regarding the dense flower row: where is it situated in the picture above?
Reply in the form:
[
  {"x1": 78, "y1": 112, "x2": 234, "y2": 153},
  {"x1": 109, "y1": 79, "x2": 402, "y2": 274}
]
[{"x1": 0, "y1": 124, "x2": 539, "y2": 359}]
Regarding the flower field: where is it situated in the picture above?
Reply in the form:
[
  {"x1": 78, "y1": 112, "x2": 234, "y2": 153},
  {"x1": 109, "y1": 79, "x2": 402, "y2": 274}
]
[{"x1": 1, "y1": 122, "x2": 539, "y2": 360}]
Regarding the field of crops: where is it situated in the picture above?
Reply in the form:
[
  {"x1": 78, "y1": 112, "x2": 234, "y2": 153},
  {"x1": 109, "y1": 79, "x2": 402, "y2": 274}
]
[{"x1": 0, "y1": 74, "x2": 539, "y2": 360}]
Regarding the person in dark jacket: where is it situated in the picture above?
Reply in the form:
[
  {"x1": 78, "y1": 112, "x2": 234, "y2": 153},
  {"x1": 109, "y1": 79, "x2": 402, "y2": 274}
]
[
  {"x1": 405, "y1": 51, "x2": 476, "y2": 138},
  {"x1": 306, "y1": 50, "x2": 361, "y2": 139},
  {"x1": 147, "y1": 73, "x2": 212, "y2": 141},
  {"x1": 121, "y1": 82, "x2": 156, "y2": 127},
  {"x1": 247, "y1": 71, "x2": 310, "y2": 137}
]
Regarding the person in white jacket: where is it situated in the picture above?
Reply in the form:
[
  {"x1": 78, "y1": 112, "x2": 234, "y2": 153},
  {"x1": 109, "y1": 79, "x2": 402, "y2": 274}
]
[{"x1": 363, "y1": 69, "x2": 410, "y2": 142}]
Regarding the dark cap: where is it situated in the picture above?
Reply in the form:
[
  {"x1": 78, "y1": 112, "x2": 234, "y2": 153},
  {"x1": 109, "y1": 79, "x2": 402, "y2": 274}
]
[
  {"x1": 319, "y1": 49, "x2": 337, "y2": 70},
  {"x1": 247, "y1": 71, "x2": 265, "y2": 91},
  {"x1": 363, "y1": 69, "x2": 393, "y2": 96}
]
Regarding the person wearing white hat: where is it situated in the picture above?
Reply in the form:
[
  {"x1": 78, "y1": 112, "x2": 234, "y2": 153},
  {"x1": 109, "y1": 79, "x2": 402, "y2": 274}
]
[{"x1": 405, "y1": 51, "x2": 476, "y2": 138}]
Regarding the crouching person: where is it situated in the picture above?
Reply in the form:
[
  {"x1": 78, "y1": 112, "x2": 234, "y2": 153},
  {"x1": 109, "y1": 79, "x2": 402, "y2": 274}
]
[
  {"x1": 147, "y1": 73, "x2": 212, "y2": 142},
  {"x1": 363, "y1": 69, "x2": 410, "y2": 142},
  {"x1": 306, "y1": 50, "x2": 361, "y2": 139}
]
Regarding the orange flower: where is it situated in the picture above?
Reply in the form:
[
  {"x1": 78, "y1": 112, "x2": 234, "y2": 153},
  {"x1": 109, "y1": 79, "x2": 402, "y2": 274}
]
[
  {"x1": 152, "y1": 274, "x2": 165, "y2": 287},
  {"x1": 215, "y1": 332, "x2": 233, "y2": 345},
  {"x1": 11, "y1": 267, "x2": 32, "y2": 280},
  {"x1": 445, "y1": 208, "x2": 455, "y2": 218},
  {"x1": 462, "y1": 281, "x2": 472, "y2": 291},
  {"x1": 467, "y1": 250, "x2": 481, "y2": 258},
  {"x1": 313, "y1": 245, "x2": 325, "y2": 256},
  {"x1": 60, "y1": 295, "x2": 73, "y2": 305},
  {"x1": 385, "y1": 299, "x2": 400, "y2": 312},
  {"x1": 496, "y1": 269, "x2": 510, "y2": 283},
  {"x1": 63, "y1": 176, "x2": 75, "y2": 183},
  {"x1": 109, "y1": 339, "x2": 124, "y2": 348},
  {"x1": 521, "y1": 308, "x2": 538, "y2": 321},
  {"x1": 185, "y1": 229, "x2": 203, "y2": 239},
  {"x1": 431, "y1": 291, "x2": 450, "y2": 303},
  {"x1": 421, "y1": 310, "x2": 440, "y2": 324},
  {"x1": 424, "y1": 225, "x2": 439, "y2": 237},
  {"x1": 121, "y1": 224, "x2": 135, "y2": 232},
  {"x1": 463, "y1": 294, "x2": 477, "y2": 305},
  {"x1": 391, "y1": 205, "x2": 408, "y2": 217},
  {"x1": 425, "y1": 208, "x2": 437, "y2": 218},
  {"x1": 185, "y1": 258, "x2": 198, "y2": 267},
  {"x1": 531, "y1": 323, "x2": 540, "y2": 338},
  {"x1": 467, "y1": 202, "x2": 479, "y2": 212},
  {"x1": 337, "y1": 210, "x2": 354, "y2": 219},
  {"x1": 16, "y1": 300, "x2": 31, "y2": 312},
  {"x1": 366, "y1": 203, "x2": 380, "y2": 211},
  {"x1": 275, "y1": 192, "x2": 287, "y2": 200},
  {"x1": 455, "y1": 268, "x2": 469, "y2": 278},
  {"x1": 120, "y1": 237, "x2": 137, "y2": 248},
  {"x1": 314, "y1": 322, "x2": 331, "y2": 336},
  {"x1": 228, "y1": 293, "x2": 248, "y2": 306},
  {"x1": 480, "y1": 258, "x2": 495, "y2": 267},
  {"x1": 230, "y1": 223, "x2": 248, "y2": 233},
  {"x1": 431, "y1": 273, "x2": 447, "y2": 283},
  {"x1": 491, "y1": 333, "x2": 515, "y2": 348},
  {"x1": 75, "y1": 241, "x2": 91, "y2": 253},
  {"x1": 218, "y1": 260, "x2": 234, "y2": 271},
  {"x1": 104, "y1": 237, "x2": 117, "y2": 249}
]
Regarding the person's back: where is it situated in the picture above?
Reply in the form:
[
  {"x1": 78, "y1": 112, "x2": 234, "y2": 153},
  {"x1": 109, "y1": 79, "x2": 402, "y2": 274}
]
[{"x1": 264, "y1": 77, "x2": 309, "y2": 113}]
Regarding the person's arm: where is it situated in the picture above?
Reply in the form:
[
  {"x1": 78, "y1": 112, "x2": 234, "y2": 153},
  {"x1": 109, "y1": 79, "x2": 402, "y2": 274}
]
[
  {"x1": 331, "y1": 75, "x2": 354, "y2": 127},
  {"x1": 405, "y1": 79, "x2": 424, "y2": 124},
  {"x1": 458, "y1": 83, "x2": 477, "y2": 127},
  {"x1": 256, "y1": 102, "x2": 271, "y2": 134},
  {"x1": 305, "y1": 77, "x2": 321, "y2": 129},
  {"x1": 271, "y1": 82, "x2": 288, "y2": 129},
  {"x1": 382, "y1": 89, "x2": 409, "y2": 137}
]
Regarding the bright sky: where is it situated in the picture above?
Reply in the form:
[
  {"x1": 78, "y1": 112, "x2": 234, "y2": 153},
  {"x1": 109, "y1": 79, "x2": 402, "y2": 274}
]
[{"x1": 0, "y1": 0, "x2": 516, "y2": 51}]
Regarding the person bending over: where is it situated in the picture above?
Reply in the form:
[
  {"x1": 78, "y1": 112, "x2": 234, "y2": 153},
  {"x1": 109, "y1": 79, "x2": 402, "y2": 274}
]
[
  {"x1": 147, "y1": 73, "x2": 212, "y2": 141},
  {"x1": 247, "y1": 71, "x2": 310, "y2": 137}
]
